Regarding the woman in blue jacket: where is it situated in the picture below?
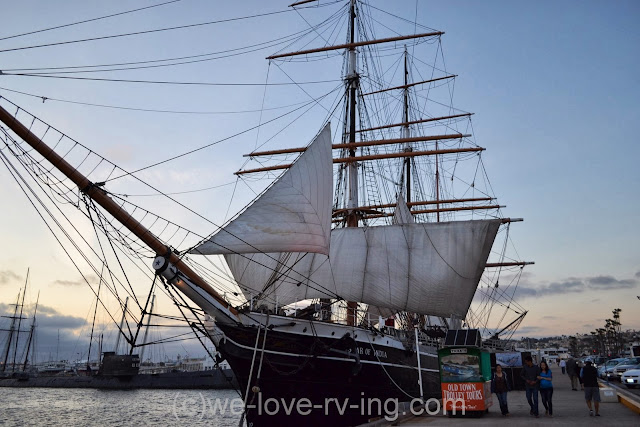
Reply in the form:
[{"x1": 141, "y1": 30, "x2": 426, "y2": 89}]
[
  {"x1": 491, "y1": 364, "x2": 511, "y2": 416},
  {"x1": 538, "y1": 361, "x2": 554, "y2": 417}
]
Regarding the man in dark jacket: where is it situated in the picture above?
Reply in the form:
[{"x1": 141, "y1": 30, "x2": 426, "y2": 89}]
[
  {"x1": 581, "y1": 361, "x2": 601, "y2": 416},
  {"x1": 520, "y1": 355, "x2": 541, "y2": 417},
  {"x1": 566, "y1": 358, "x2": 579, "y2": 390}
]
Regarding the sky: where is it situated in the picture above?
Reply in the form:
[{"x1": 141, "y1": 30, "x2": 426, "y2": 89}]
[{"x1": 0, "y1": 0, "x2": 639, "y2": 362}]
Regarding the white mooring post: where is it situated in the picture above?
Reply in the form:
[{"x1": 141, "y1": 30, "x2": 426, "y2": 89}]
[{"x1": 415, "y1": 326, "x2": 424, "y2": 403}]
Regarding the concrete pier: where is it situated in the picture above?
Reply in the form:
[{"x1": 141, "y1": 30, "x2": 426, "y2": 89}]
[{"x1": 396, "y1": 369, "x2": 640, "y2": 426}]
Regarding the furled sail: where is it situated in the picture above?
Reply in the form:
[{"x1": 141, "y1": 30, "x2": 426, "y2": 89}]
[
  {"x1": 226, "y1": 219, "x2": 501, "y2": 318},
  {"x1": 392, "y1": 194, "x2": 414, "y2": 225},
  {"x1": 191, "y1": 124, "x2": 333, "y2": 255}
]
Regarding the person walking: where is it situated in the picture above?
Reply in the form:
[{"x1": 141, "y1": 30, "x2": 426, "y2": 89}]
[
  {"x1": 520, "y1": 355, "x2": 541, "y2": 417},
  {"x1": 559, "y1": 358, "x2": 566, "y2": 375},
  {"x1": 577, "y1": 360, "x2": 585, "y2": 390},
  {"x1": 581, "y1": 360, "x2": 601, "y2": 416},
  {"x1": 491, "y1": 364, "x2": 511, "y2": 416},
  {"x1": 538, "y1": 361, "x2": 554, "y2": 417},
  {"x1": 566, "y1": 357, "x2": 578, "y2": 390}
]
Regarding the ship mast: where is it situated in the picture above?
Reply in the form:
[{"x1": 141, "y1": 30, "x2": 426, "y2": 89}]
[
  {"x1": 139, "y1": 294, "x2": 156, "y2": 363},
  {"x1": 1, "y1": 290, "x2": 21, "y2": 372},
  {"x1": 12, "y1": 270, "x2": 28, "y2": 372},
  {"x1": 22, "y1": 292, "x2": 39, "y2": 371},
  {"x1": 345, "y1": 0, "x2": 359, "y2": 226},
  {"x1": 344, "y1": 0, "x2": 359, "y2": 325},
  {"x1": 403, "y1": 48, "x2": 412, "y2": 206},
  {"x1": 114, "y1": 297, "x2": 128, "y2": 354},
  {"x1": 435, "y1": 138, "x2": 441, "y2": 222}
]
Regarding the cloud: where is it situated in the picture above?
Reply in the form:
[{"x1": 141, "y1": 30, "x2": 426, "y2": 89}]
[
  {"x1": 52, "y1": 279, "x2": 85, "y2": 287},
  {"x1": 0, "y1": 303, "x2": 86, "y2": 331},
  {"x1": 546, "y1": 278, "x2": 584, "y2": 294},
  {"x1": 0, "y1": 302, "x2": 211, "y2": 363},
  {"x1": 541, "y1": 316, "x2": 558, "y2": 320},
  {"x1": 635, "y1": 271, "x2": 640, "y2": 278},
  {"x1": 39, "y1": 314, "x2": 87, "y2": 331},
  {"x1": 104, "y1": 144, "x2": 134, "y2": 164},
  {"x1": 0, "y1": 304, "x2": 209, "y2": 363},
  {"x1": 516, "y1": 326, "x2": 544, "y2": 335},
  {"x1": 0, "y1": 303, "x2": 90, "y2": 362},
  {"x1": 0, "y1": 270, "x2": 22, "y2": 285},
  {"x1": 36, "y1": 305, "x2": 60, "y2": 315},
  {"x1": 52, "y1": 274, "x2": 98, "y2": 287},
  {"x1": 587, "y1": 275, "x2": 636, "y2": 288},
  {"x1": 513, "y1": 273, "x2": 638, "y2": 300}
]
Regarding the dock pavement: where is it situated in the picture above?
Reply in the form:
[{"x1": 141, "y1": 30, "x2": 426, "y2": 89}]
[{"x1": 394, "y1": 369, "x2": 640, "y2": 426}]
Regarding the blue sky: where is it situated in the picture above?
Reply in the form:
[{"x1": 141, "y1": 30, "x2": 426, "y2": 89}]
[{"x1": 0, "y1": 0, "x2": 639, "y2": 356}]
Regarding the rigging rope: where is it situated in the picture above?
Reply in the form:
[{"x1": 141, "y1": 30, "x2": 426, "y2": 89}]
[{"x1": 0, "y1": 0, "x2": 183, "y2": 42}]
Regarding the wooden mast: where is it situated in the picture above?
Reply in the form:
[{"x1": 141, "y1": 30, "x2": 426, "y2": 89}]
[
  {"x1": 486, "y1": 262, "x2": 535, "y2": 268},
  {"x1": 356, "y1": 113, "x2": 473, "y2": 134},
  {"x1": 349, "y1": 204, "x2": 504, "y2": 221},
  {"x1": 0, "y1": 105, "x2": 238, "y2": 317},
  {"x1": 338, "y1": 197, "x2": 495, "y2": 212},
  {"x1": 362, "y1": 75, "x2": 456, "y2": 96},
  {"x1": 22, "y1": 291, "x2": 39, "y2": 371},
  {"x1": 266, "y1": 31, "x2": 443, "y2": 60},
  {"x1": 235, "y1": 146, "x2": 484, "y2": 175},
  {"x1": 1, "y1": 290, "x2": 20, "y2": 372},
  {"x1": 332, "y1": 197, "x2": 497, "y2": 218},
  {"x1": 403, "y1": 48, "x2": 412, "y2": 205},
  {"x1": 436, "y1": 140, "x2": 440, "y2": 222},
  {"x1": 289, "y1": 0, "x2": 316, "y2": 7},
  {"x1": 345, "y1": 0, "x2": 358, "y2": 326},
  {"x1": 245, "y1": 134, "x2": 470, "y2": 157}
]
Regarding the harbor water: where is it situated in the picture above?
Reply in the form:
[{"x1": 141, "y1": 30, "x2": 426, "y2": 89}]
[{"x1": 1, "y1": 388, "x2": 242, "y2": 426}]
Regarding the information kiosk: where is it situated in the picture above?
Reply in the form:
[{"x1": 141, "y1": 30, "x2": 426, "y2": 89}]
[{"x1": 438, "y1": 329, "x2": 492, "y2": 416}]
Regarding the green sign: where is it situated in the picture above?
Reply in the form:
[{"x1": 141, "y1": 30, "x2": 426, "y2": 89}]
[{"x1": 438, "y1": 347, "x2": 491, "y2": 383}]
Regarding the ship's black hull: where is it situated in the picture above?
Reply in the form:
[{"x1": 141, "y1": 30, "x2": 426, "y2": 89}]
[{"x1": 216, "y1": 322, "x2": 441, "y2": 426}]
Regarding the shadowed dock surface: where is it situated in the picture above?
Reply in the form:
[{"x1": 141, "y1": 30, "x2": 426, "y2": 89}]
[{"x1": 399, "y1": 369, "x2": 640, "y2": 426}]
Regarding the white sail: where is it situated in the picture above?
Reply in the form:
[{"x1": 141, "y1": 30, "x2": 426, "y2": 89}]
[
  {"x1": 192, "y1": 124, "x2": 333, "y2": 255},
  {"x1": 224, "y1": 251, "x2": 332, "y2": 307},
  {"x1": 226, "y1": 219, "x2": 501, "y2": 318},
  {"x1": 392, "y1": 194, "x2": 414, "y2": 225}
]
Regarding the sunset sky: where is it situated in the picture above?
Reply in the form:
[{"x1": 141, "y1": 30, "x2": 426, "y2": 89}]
[{"x1": 1, "y1": 1, "x2": 639, "y2": 361}]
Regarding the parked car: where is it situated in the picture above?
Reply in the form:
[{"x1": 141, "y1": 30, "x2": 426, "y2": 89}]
[
  {"x1": 601, "y1": 358, "x2": 628, "y2": 380},
  {"x1": 583, "y1": 356, "x2": 607, "y2": 367},
  {"x1": 620, "y1": 365, "x2": 640, "y2": 388},
  {"x1": 613, "y1": 357, "x2": 640, "y2": 380}
]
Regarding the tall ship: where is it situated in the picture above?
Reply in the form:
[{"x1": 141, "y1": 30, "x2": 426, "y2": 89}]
[{"x1": 0, "y1": 1, "x2": 531, "y2": 425}]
